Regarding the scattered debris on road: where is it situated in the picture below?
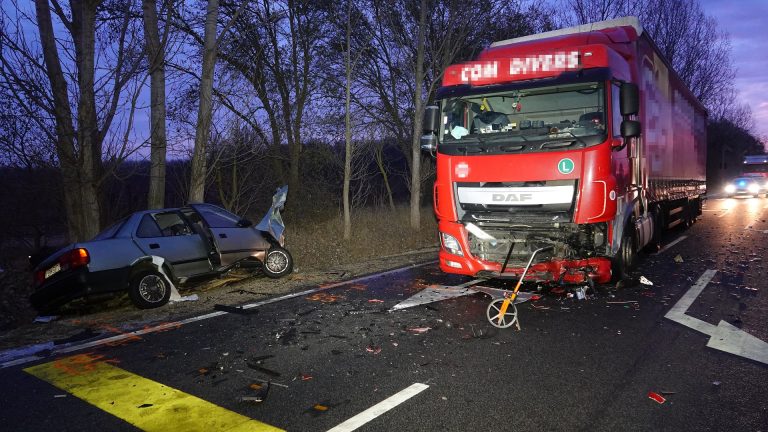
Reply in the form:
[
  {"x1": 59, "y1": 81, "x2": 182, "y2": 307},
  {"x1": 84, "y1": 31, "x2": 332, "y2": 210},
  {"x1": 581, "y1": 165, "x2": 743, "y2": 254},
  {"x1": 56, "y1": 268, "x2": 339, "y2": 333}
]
[
  {"x1": 640, "y1": 276, "x2": 654, "y2": 286},
  {"x1": 213, "y1": 304, "x2": 259, "y2": 315},
  {"x1": 647, "y1": 391, "x2": 666, "y2": 404}
]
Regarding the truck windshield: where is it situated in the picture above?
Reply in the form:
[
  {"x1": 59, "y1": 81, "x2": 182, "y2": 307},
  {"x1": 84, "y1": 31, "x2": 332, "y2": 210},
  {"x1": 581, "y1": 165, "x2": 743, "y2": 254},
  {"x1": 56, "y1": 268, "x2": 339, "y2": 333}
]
[{"x1": 439, "y1": 82, "x2": 606, "y2": 152}]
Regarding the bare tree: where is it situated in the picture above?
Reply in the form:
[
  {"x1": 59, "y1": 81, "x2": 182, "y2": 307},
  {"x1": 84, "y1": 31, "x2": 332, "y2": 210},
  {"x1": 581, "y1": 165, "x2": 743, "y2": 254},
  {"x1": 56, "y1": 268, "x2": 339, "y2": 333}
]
[
  {"x1": 0, "y1": 0, "x2": 143, "y2": 241},
  {"x1": 187, "y1": 0, "x2": 219, "y2": 203},
  {"x1": 142, "y1": 0, "x2": 170, "y2": 208},
  {"x1": 558, "y1": 0, "x2": 735, "y2": 110}
]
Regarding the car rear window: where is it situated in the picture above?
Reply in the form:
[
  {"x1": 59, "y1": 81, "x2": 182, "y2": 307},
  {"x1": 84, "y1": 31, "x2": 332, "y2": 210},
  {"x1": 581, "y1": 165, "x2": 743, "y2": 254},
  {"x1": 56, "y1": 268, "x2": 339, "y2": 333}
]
[{"x1": 91, "y1": 218, "x2": 126, "y2": 241}]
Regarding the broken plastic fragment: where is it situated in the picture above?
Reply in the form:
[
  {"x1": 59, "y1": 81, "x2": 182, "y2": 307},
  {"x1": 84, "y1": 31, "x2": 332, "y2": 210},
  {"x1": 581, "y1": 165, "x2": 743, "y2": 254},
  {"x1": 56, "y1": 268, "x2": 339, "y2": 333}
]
[
  {"x1": 313, "y1": 404, "x2": 328, "y2": 412},
  {"x1": 33, "y1": 315, "x2": 58, "y2": 323},
  {"x1": 674, "y1": 255, "x2": 684, "y2": 263},
  {"x1": 647, "y1": 391, "x2": 666, "y2": 404},
  {"x1": 639, "y1": 276, "x2": 654, "y2": 286},
  {"x1": 407, "y1": 327, "x2": 432, "y2": 334},
  {"x1": 365, "y1": 345, "x2": 382, "y2": 354},
  {"x1": 367, "y1": 299, "x2": 384, "y2": 303}
]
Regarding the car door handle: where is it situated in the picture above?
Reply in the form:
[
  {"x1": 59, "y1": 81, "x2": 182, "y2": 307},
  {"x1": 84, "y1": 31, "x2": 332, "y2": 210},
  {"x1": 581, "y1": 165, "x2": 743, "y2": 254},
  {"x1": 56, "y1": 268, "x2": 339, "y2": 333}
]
[
  {"x1": 149, "y1": 243, "x2": 160, "y2": 249},
  {"x1": 218, "y1": 233, "x2": 228, "y2": 239}
]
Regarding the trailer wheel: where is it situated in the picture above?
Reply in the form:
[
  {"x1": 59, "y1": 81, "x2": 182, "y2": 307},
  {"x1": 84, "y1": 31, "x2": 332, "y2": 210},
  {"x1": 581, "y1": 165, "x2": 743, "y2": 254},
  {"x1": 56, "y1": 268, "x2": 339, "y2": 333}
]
[{"x1": 612, "y1": 225, "x2": 637, "y2": 283}]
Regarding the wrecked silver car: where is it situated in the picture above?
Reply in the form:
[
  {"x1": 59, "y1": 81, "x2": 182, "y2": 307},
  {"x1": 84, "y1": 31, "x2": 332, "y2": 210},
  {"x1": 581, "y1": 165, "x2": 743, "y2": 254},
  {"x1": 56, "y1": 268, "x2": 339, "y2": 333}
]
[{"x1": 30, "y1": 187, "x2": 292, "y2": 313}]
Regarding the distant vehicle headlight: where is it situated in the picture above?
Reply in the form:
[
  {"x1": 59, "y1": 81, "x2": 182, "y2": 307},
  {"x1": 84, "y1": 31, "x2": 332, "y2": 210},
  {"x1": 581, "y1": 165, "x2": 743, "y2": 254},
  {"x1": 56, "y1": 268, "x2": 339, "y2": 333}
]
[
  {"x1": 748, "y1": 183, "x2": 760, "y2": 193},
  {"x1": 440, "y1": 232, "x2": 463, "y2": 256},
  {"x1": 724, "y1": 184, "x2": 736, "y2": 193}
]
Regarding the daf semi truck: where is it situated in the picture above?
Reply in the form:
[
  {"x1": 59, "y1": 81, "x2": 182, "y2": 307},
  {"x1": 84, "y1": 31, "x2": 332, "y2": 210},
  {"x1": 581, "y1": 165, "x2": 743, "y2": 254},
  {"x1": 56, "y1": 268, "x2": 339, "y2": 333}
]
[{"x1": 421, "y1": 17, "x2": 707, "y2": 284}]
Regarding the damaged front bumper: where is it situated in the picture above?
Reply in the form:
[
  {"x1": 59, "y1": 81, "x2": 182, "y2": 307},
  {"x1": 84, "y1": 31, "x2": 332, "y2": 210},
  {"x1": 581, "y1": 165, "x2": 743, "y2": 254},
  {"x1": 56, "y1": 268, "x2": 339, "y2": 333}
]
[{"x1": 437, "y1": 220, "x2": 612, "y2": 284}]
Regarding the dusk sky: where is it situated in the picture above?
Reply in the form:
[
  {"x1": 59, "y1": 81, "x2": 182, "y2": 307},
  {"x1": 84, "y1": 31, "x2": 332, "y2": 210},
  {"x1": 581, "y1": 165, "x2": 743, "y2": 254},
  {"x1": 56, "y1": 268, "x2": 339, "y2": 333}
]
[{"x1": 699, "y1": 0, "x2": 768, "y2": 145}]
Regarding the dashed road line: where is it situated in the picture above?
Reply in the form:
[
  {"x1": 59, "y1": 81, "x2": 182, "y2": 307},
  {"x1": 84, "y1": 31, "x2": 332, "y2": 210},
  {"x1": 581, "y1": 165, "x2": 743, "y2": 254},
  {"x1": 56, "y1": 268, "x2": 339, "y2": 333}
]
[
  {"x1": 326, "y1": 383, "x2": 429, "y2": 432},
  {"x1": 2, "y1": 261, "x2": 436, "y2": 369},
  {"x1": 25, "y1": 354, "x2": 283, "y2": 431},
  {"x1": 658, "y1": 235, "x2": 688, "y2": 254},
  {"x1": 717, "y1": 207, "x2": 732, "y2": 218}
]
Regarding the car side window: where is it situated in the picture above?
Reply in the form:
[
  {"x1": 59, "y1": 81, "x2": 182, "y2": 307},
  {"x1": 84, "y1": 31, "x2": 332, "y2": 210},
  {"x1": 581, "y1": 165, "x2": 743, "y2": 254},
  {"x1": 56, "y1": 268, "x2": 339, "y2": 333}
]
[
  {"x1": 136, "y1": 214, "x2": 163, "y2": 238},
  {"x1": 196, "y1": 205, "x2": 240, "y2": 228},
  {"x1": 154, "y1": 212, "x2": 193, "y2": 237}
]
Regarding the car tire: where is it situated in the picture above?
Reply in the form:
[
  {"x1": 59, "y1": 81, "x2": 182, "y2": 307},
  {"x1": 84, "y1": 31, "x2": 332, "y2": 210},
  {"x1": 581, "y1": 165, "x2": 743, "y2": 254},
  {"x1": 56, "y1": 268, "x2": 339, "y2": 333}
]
[
  {"x1": 129, "y1": 270, "x2": 171, "y2": 309},
  {"x1": 262, "y1": 247, "x2": 293, "y2": 278},
  {"x1": 611, "y1": 224, "x2": 637, "y2": 283}
]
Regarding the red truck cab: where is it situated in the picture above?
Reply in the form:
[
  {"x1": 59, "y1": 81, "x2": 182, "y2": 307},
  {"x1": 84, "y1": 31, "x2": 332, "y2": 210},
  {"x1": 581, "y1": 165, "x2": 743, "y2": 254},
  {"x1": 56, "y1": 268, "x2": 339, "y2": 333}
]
[{"x1": 422, "y1": 17, "x2": 706, "y2": 284}]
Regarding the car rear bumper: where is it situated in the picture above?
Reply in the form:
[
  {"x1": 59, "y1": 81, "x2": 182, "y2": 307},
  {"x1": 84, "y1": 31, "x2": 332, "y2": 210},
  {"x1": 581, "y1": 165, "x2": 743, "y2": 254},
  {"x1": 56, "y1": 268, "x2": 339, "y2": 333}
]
[{"x1": 30, "y1": 266, "x2": 131, "y2": 312}]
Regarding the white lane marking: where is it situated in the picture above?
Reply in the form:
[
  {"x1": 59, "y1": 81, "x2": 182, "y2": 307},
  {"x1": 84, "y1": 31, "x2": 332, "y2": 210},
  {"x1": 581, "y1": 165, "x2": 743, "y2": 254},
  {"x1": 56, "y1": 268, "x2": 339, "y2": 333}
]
[
  {"x1": 658, "y1": 235, "x2": 688, "y2": 254},
  {"x1": 326, "y1": 383, "x2": 429, "y2": 432},
  {"x1": 1, "y1": 261, "x2": 436, "y2": 369},
  {"x1": 665, "y1": 269, "x2": 768, "y2": 365},
  {"x1": 717, "y1": 208, "x2": 732, "y2": 218}
]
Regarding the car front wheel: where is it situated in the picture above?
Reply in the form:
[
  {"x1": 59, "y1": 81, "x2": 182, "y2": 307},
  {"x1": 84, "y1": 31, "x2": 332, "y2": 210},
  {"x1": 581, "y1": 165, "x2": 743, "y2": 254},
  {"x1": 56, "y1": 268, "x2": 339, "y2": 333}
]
[
  {"x1": 129, "y1": 270, "x2": 171, "y2": 309},
  {"x1": 263, "y1": 247, "x2": 293, "y2": 278}
]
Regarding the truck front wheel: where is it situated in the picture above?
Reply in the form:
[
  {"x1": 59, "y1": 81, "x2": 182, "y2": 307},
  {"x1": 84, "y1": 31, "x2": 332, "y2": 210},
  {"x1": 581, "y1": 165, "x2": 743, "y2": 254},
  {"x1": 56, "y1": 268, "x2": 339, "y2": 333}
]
[{"x1": 612, "y1": 225, "x2": 637, "y2": 283}]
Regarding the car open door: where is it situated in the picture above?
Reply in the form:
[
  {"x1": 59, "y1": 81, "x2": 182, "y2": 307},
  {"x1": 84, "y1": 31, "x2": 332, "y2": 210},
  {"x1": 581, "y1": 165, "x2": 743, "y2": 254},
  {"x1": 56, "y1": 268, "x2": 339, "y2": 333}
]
[
  {"x1": 187, "y1": 204, "x2": 270, "y2": 268},
  {"x1": 132, "y1": 211, "x2": 213, "y2": 278}
]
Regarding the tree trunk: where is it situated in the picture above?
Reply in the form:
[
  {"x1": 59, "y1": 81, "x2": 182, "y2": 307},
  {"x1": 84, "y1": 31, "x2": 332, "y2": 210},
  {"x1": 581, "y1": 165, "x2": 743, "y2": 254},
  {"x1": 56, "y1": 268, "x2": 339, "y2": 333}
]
[
  {"x1": 35, "y1": 0, "x2": 102, "y2": 241},
  {"x1": 342, "y1": 0, "x2": 354, "y2": 240},
  {"x1": 409, "y1": 0, "x2": 427, "y2": 230},
  {"x1": 189, "y1": 0, "x2": 219, "y2": 203},
  {"x1": 143, "y1": 0, "x2": 168, "y2": 209}
]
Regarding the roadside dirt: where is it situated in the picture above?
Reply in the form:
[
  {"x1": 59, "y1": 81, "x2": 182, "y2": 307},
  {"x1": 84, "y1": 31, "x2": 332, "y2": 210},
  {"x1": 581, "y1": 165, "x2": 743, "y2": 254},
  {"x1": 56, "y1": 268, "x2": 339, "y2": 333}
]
[{"x1": 0, "y1": 248, "x2": 438, "y2": 352}]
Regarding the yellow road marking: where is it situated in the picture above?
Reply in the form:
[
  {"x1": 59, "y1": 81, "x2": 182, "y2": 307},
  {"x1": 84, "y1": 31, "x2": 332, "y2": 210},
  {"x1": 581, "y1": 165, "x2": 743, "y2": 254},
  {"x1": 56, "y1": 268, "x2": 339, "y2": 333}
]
[{"x1": 24, "y1": 354, "x2": 283, "y2": 432}]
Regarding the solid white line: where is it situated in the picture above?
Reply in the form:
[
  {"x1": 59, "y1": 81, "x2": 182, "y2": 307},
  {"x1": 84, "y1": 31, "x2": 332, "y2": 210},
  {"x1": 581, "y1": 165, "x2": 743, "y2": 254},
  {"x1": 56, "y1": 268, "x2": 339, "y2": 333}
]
[
  {"x1": 1, "y1": 261, "x2": 436, "y2": 369},
  {"x1": 665, "y1": 269, "x2": 717, "y2": 320},
  {"x1": 326, "y1": 383, "x2": 429, "y2": 432},
  {"x1": 658, "y1": 235, "x2": 688, "y2": 254}
]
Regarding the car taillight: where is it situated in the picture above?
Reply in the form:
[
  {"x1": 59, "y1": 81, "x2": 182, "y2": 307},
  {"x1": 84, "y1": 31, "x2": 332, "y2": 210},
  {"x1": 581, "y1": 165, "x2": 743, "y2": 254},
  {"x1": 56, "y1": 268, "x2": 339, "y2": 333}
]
[
  {"x1": 61, "y1": 248, "x2": 90, "y2": 270},
  {"x1": 34, "y1": 270, "x2": 45, "y2": 285}
]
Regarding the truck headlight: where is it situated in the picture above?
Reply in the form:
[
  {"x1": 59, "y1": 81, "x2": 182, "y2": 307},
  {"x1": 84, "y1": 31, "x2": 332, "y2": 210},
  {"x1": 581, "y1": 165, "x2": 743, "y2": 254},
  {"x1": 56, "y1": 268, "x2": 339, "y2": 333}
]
[
  {"x1": 440, "y1": 232, "x2": 463, "y2": 256},
  {"x1": 724, "y1": 184, "x2": 736, "y2": 193},
  {"x1": 748, "y1": 183, "x2": 759, "y2": 193}
]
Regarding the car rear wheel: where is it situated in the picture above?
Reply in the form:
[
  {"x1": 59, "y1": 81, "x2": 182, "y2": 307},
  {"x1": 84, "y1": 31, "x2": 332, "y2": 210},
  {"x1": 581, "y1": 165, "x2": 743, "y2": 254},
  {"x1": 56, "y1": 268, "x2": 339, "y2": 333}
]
[
  {"x1": 129, "y1": 270, "x2": 171, "y2": 309},
  {"x1": 263, "y1": 247, "x2": 293, "y2": 278}
]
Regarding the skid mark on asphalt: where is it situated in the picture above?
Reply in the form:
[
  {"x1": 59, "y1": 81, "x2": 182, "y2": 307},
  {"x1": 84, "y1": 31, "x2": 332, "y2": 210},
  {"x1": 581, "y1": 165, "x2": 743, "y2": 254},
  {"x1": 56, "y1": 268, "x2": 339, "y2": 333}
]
[
  {"x1": 24, "y1": 353, "x2": 283, "y2": 432},
  {"x1": 327, "y1": 383, "x2": 429, "y2": 432}
]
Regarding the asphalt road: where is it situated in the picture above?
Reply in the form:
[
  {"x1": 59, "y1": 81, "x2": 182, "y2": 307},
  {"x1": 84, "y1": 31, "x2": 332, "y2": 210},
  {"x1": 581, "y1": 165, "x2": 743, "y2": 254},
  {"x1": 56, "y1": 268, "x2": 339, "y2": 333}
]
[{"x1": 1, "y1": 196, "x2": 767, "y2": 432}]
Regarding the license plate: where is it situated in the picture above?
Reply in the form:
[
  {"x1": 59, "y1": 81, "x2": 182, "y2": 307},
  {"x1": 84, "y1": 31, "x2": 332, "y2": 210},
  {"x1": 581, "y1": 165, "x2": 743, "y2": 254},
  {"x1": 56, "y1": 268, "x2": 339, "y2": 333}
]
[{"x1": 44, "y1": 263, "x2": 61, "y2": 279}]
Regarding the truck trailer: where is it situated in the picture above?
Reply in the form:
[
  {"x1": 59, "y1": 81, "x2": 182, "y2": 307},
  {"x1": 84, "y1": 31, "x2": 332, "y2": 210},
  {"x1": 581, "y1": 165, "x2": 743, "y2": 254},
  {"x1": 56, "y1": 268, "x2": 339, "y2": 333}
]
[{"x1": 421, "y1": 17, "x2": 707, "y2": 284}]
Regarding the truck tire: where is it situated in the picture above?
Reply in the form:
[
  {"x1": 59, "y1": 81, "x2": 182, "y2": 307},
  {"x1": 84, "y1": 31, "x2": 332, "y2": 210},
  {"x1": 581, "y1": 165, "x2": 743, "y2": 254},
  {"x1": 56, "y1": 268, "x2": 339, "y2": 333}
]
[
  {"x1": 612, "y1": 225, "x2": 637, "y2": 283},
  {"x1": 262, "y1": 247, "x2": 293, "y2": 278},
  {"x1": 128, "y1": 270, "x2": 171, "y2": 309}
]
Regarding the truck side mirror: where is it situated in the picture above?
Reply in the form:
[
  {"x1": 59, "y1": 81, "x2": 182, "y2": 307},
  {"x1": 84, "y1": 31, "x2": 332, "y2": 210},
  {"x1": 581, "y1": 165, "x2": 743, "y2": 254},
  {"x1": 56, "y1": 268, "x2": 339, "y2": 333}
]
[
  {"x1": 420, "y1": 134, "x2": 437, "y2": 152},
  {"x1": 422, "y1": 105, "x2": 440, "y2": 133},
  {"x1": 421, "y1": 105, "x2": 440, "y2": 154},
  {"x1": 620, "y1": 83, "x2": 639, "y2": 116},
  {"x1": 621, "y1": 120, "x2": 641, "y2": 138}
]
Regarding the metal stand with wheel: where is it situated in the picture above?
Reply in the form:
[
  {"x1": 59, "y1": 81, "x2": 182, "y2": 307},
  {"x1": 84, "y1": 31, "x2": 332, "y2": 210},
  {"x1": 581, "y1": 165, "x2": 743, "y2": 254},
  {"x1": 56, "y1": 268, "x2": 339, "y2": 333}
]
[{"x1": 486, "y1": 245, "x2": 553, "y2": 330}]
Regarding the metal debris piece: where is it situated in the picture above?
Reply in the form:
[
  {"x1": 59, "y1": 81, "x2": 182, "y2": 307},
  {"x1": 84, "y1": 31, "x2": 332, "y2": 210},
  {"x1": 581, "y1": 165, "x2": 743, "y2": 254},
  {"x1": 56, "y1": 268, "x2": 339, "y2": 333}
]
[
  {"x1": 639, "y1": 276, "x2": 654, "y2": 286},
  {"x1": 246, "y1": 362, "x2": 281, "y2": 377},
  {"x1": 407, "y1": 327, "x2": 432, "y2": 334},
  {"x1": 33, "y1": 316, "x2": 59, "y2": 323},
  {"x1": 647, "y1": 392, "x2": 666, "y2": 404}
]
